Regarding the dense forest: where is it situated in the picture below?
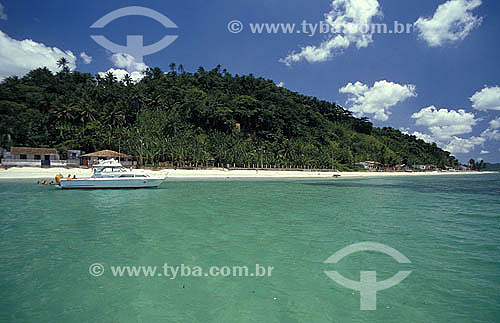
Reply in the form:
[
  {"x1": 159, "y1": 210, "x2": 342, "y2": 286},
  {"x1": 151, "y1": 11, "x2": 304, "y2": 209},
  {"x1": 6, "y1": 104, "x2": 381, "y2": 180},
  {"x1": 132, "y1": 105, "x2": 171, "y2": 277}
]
[{"x1": 0, "y1": 62, "x2": 458, "y2": 169}]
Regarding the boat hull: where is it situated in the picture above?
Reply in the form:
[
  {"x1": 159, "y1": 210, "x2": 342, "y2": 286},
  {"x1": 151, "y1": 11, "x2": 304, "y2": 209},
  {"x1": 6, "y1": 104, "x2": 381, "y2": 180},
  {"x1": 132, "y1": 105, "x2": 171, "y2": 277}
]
[{"x1": 59, "y1": 178, "x2": 166, "y2": 189}]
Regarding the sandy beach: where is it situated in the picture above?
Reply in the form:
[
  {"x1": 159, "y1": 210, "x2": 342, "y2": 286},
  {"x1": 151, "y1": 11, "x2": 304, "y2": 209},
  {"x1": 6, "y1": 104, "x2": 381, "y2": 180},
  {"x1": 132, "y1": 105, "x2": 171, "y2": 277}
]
[{"x1": 0, "y1": 166, "x2": 495, "y2": 179}]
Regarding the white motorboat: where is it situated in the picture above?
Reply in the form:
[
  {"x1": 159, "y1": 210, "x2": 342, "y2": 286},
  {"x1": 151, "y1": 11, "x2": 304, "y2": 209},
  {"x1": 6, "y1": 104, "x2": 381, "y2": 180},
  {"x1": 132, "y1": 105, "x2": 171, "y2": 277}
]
[{"x1": 57, "y1": 159, "x2": 166, "y2": 189}]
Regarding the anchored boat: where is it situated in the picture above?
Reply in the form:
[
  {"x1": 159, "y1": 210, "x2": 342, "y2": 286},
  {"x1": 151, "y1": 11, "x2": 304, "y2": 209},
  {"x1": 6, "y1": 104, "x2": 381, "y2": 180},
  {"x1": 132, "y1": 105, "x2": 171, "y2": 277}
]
[{"x1": 57, "y1": 159, "x2": 167, "y2": 189}]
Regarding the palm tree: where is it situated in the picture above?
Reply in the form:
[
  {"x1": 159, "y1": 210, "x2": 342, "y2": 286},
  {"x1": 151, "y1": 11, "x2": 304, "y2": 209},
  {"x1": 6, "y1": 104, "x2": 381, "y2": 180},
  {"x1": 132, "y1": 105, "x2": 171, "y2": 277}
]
[
  {"x1": 123, "y1": 74, "x2": 133, "y2": 86},
  {"x1": 104, "y1": 71, "x2": 117, "y2": 84},
  {"x1": 478, "y1": 160, "x2": 485, "y2": 171},
  {"x1": 469, "y1": 158, "x2": 476, "y2": 170},
  {"x1": 169, "y1": 63, "x2": 176, "y2": 73},
  {"x1": 56, "y1": 57, "x2": 70, "y2": 72}
]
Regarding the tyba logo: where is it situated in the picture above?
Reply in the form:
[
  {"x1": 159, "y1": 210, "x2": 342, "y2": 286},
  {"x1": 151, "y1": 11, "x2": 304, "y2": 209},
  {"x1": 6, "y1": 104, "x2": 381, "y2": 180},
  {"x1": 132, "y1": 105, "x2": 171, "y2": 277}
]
[
  {"x1": 324, "y1": 242, "x2": 412, "y2": 310},
  {"x1": 90, "y1": 6, "x2": 178, "y2": 72}
]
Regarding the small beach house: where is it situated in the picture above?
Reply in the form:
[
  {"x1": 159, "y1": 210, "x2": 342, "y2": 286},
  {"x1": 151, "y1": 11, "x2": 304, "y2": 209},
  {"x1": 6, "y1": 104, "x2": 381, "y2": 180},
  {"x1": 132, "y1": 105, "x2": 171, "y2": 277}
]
[
  {"x1": 1, "y1": 147, "x2": 62, "y2": 167},
  {"x1": 355, "y1": 161, "x2": 379, "y2": 170}
]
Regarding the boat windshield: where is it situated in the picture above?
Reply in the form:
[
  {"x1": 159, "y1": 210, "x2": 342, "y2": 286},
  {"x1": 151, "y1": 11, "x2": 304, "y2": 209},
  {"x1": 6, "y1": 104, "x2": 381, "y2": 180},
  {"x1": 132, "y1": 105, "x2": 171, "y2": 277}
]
[
  {"x1": 95, "y1": 166, "x2": 127, "y2": 173},
  {"x1": 91, "y1": 159, "x2": 134, "y2": 177}
]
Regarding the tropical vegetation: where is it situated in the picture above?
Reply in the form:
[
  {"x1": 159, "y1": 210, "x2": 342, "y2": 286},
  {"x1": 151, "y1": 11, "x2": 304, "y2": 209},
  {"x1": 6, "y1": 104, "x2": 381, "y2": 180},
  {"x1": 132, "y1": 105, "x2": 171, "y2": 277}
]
[{"x1": 0, "y1": 63, "x2": 458, "y2": 169}]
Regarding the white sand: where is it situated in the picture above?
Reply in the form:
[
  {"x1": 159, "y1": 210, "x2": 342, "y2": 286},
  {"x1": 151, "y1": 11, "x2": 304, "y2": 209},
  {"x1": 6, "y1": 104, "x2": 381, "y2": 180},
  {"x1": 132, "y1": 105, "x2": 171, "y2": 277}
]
[{"x1": 0, "y1": 166, "x2": 495, "y2": 179}]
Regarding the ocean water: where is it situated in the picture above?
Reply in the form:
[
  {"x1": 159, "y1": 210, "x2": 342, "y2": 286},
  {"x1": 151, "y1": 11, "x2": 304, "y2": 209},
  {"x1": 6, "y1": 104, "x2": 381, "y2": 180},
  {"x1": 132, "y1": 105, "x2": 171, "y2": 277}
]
[{"x1": 1, "y1": 174, "x2": 499, "y2": 322}]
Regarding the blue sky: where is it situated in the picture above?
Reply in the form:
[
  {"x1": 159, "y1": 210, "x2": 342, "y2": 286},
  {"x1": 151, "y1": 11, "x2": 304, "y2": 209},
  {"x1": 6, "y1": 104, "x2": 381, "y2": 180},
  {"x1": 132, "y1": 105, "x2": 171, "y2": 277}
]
[{"x1": 1, "y1": 0, "x2": 499, "y2": 163}]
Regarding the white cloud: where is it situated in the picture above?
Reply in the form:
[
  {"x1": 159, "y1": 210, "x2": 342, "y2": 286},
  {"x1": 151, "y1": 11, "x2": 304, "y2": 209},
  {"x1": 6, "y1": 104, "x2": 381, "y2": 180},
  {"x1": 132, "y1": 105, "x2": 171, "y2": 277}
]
[
  {"x1": 0, "y1": 3, "x2": 7, "y2": 20},
  {"x1": 280, "y1": 0, "x2": 381, "y2": 65},
  {"x1": 98, "y1": 53, "x2": 149, "y2": 84},
  {"x1": 111, "y1": 53, "x2": 147, "y2": 73},
  {"x1": 443, "y1": 136, "x2": 485, "y2": 154},
  {"x1": 411, "y1": 131, "x2": 437, "y2": 144},
  {"x1": 339, "y1": 80, "x2": 417, "y2": 121},
  {"x1": 481, "y1": 128, "x2": 500, "y2": 141},
  {"x1": 405, "y1": 130, "x2": 485, "y2": 154},
  {"x1": 478, "y1": 117, "x2": 500, "y2": 141},
  {"x1": 414, "y1": 0, "x2": 482, "y2": 47},
  {"x1": 98, "y1": 68, "x2": 146, "y2": 83},
  {"x1": 489, "y1": 117, "x2": 500, "y2": 130},
  {"x1": 277, "y1": 81, "x2": 284, "y2": 87},
  {"x1": 280, "y1": 36, "x2": 350, "y2": 65},
  {"x1": 401, "y1": 128, "x2": 438, "y2": 144},
  {"x1": 79, "y1": 52, "x2": 92, "y2": 64},
  {"x1": 480, "y1": 150, "x2": 489, "y2": 154},
  {"x1": 0, "y1": 30, "x2": 76, "y2": 80},
  {"x1": 408, "y1": 106, "x2": 488, "y2": 155},
  {"x1": 470, "y1": 86, "x2": 500, "y2": 111},
  {"x1": 411, "y1": 106, "x2": 478, "y2": 140}
]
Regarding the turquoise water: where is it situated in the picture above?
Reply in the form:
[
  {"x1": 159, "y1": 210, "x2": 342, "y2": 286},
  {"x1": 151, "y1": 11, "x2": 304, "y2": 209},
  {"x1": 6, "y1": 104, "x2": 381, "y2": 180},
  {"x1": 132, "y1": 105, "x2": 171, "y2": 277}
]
[{"x1": 1, "y1": 174, "x2": 499, "y2": 322}]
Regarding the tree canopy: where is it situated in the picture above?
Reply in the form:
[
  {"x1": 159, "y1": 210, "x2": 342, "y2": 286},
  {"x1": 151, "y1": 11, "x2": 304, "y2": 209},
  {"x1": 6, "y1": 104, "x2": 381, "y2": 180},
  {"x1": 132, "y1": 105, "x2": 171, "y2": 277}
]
[{"x1": 0, "y1": 65, "x2": 458, "y2": 169}]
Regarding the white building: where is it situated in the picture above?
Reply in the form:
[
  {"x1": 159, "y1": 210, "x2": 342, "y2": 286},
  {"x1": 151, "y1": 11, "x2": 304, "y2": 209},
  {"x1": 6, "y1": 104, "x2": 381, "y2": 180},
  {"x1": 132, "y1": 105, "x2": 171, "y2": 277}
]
[{"x1": 1, "y1": 147, "x2": 65, "y2": 167}]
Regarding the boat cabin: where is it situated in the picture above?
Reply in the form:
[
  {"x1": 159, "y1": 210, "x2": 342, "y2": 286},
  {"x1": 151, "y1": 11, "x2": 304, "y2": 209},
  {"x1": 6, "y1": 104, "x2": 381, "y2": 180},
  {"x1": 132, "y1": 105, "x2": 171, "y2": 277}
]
[{"x1": 92, "y1": 159, "x2": 148, "y2": 178}]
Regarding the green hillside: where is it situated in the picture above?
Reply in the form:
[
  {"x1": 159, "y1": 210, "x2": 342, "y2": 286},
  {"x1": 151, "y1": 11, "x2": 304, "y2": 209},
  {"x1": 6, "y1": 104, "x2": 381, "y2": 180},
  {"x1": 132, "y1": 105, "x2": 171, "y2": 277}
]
[{"x1": 0, "y1": 65, "x2": 457, "y2": 169}]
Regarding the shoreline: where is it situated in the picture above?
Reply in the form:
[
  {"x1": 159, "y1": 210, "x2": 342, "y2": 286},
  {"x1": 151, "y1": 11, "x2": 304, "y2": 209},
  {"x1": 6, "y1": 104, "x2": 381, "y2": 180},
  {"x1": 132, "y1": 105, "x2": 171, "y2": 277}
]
[{"x1": 0, "y1": 166, "x2": 496, "y2": 179}]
